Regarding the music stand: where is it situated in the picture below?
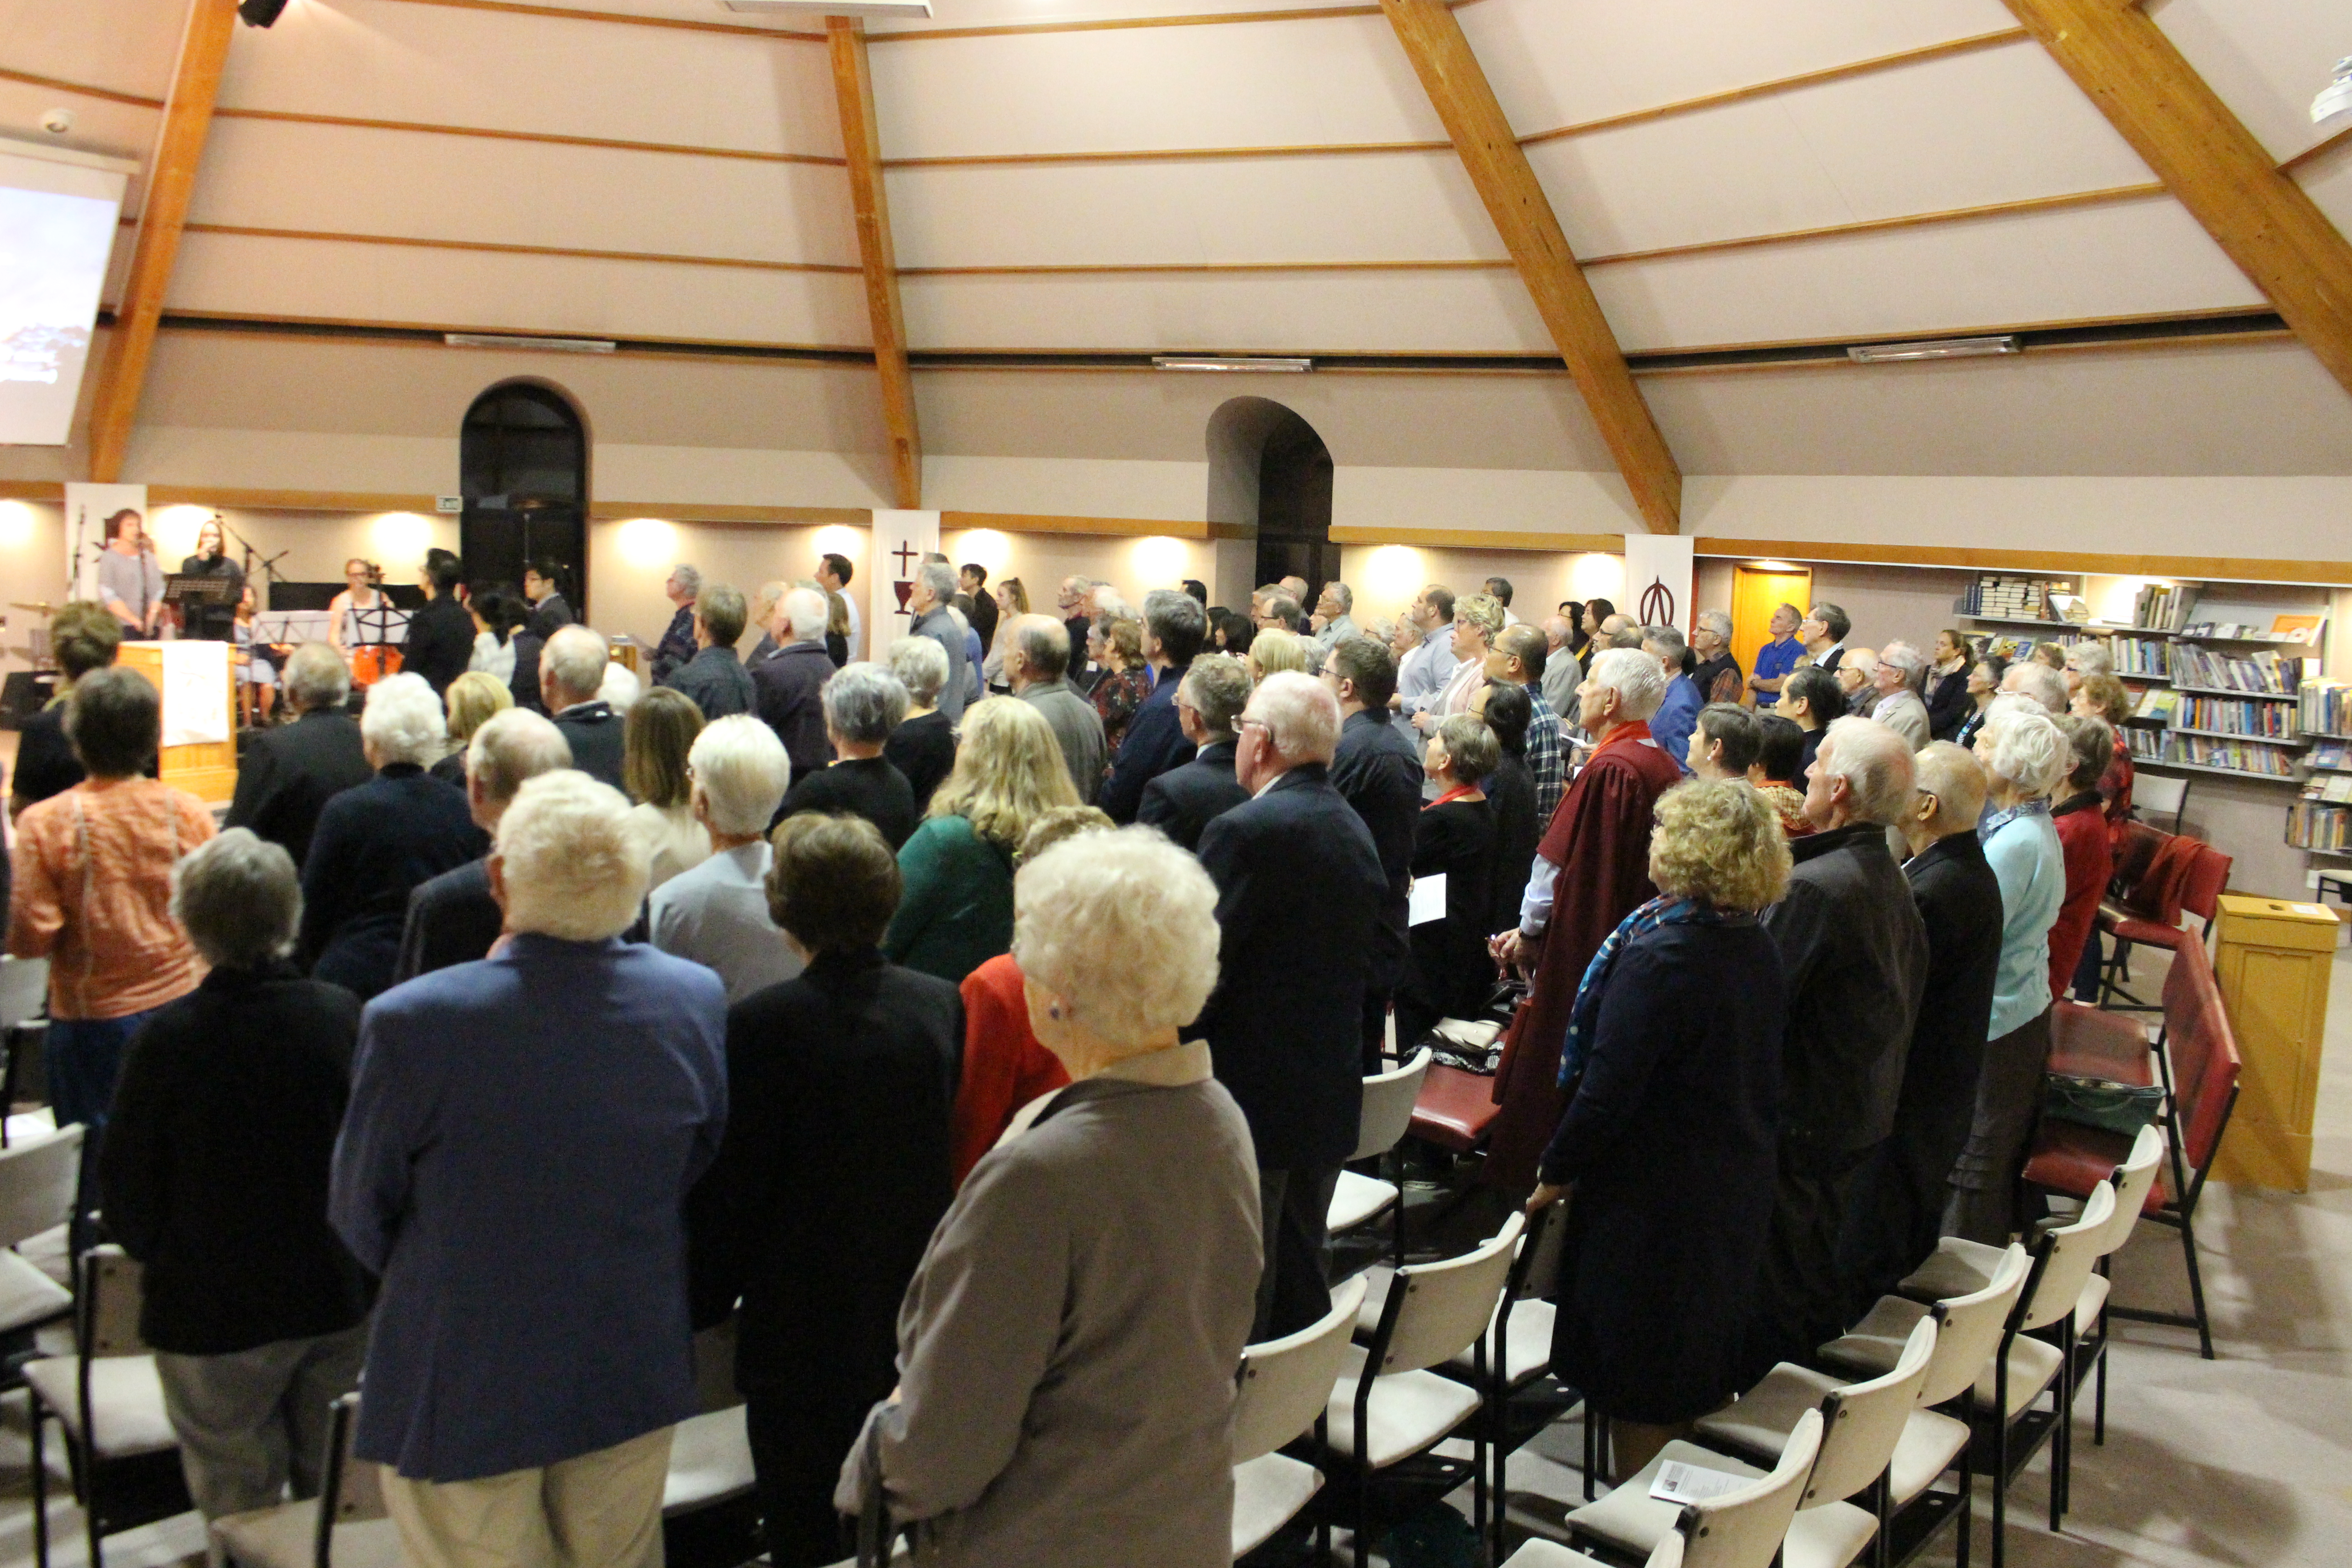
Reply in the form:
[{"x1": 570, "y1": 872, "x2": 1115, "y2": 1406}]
[
  {"x1": 165, "y1": 573, "x2": 238, "y2": 640},
  {"x1": 349, "y1": 604, "x2": 413, "y2": 647}
]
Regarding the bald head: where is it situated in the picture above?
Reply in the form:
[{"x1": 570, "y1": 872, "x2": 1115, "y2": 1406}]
[
  {"x1": 1007, "y1": 613, "x2": 1072, "y2": 687},
  {"x1": 1908, "y1": 740, "x2": 1987, "y2": 853}
]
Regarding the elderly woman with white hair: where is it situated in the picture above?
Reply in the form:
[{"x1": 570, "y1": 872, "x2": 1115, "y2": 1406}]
[
  {"x1": 299, "y1": 672, "x2": 486, "y2": 1000},
  {"x1": 882, "y1": 635, "x2": 958, "y2": 814},
  {"x1": 778, "y1": 662, "x2": 918, "y2": 849},
  {"x1": 836, "y1": 828, "x2": 1259, "y2": 1568},
  {"x1": 1947, "y1": 695, "x2": 2070, "y2": 1243},
  {"x1": 101, "y1": 829, "x2": 372, "y2": 1522},
  {"x1": 332, "y1": 771, "x2": 728, "y2": 1568},
  {"x1": 649, "y1": 715, "x2": 801, "y2": 1004}
]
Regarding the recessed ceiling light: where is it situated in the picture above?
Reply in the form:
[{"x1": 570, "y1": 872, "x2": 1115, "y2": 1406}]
[
  {"x1": 1151, "y1": 356, "x2": 1313, "y2": 373},
  {"x1": 445, "y1": 333, "x2": 616, "y2": 354},
  {"x1": 1847, "y1": 335, "x2": 2018, "y2": 364},
  {"x1": 721, "y1": 2, "x2": 934, "y2": 16},
  {"x1": 2315, "y1": 57, "x2": 2352, "y2": 127}
]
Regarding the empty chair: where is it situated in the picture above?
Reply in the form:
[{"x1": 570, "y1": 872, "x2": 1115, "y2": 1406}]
[
  {"x1": 1230, "y1": 1275, "x2": 1367, "y2": 1558},
  {"x1": 2060, "y1": 1124, "x2": 2166, "y2": 1456},
  {"x1": 1558, "y1": 1409, "x2": 1825, "y2": 1568},
  {"x1": 1318, "y1": 1212, "x2": 1524, "y2": 1563},
  {"x1": 1506, "y1": 1534, "x2": 1686, "y2": 1568},
  {"x1": 209, "y1": 1393, "x2": 400, "y2": 1568},
  {"x1": 1327, "y1": 1048, "x2": 1432, "y2": 1264},
  {"x1": 24, "y1": 1245, "x2": 190, "y2": 1568},
  {"x1": 0, "y1": 1124, "x2": 83, "y2": 1350},
  {"x1": 0, "y1": 954, "x2": 49, "y2": 1148}
]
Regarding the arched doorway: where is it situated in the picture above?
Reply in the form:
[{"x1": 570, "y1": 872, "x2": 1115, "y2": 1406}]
[
  {"x1": 1205, "y1": 396, "x2": 1336, "y2": 602},
  {"x1": 459, "y1": 380, "x2": 589, "y2": 613}
]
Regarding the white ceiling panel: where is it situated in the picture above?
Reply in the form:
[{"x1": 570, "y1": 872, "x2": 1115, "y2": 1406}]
[
  {"x1": 2149, "y1": 0, "x2": 2348, "y2": 163},
  {"x1": 0, "y1": 0, "x2": 186, "y2": 103},
  {"x1": 2301, "y1": 151, "x2": 2352, "y2": 234},
  {"x1": 219, "y1": 0, "x2": 842, "y2": 159},
  {"x1": 865, "y1": 14, "x2": 1446, "y2": 161},
  {"x1": 1531, "y1": 46, "x2": 2154, "y2": 260},
  {"x1": 873, "y1": 0, "x2": 1369, "y2": 30},
  {"x1": 0, "y1": 83, "x2": 158, "y2": 212},
  {"x1": 166, "y1": 230, "x2": 872, "y2": 347},
  {"x1": 900, "y1": 270, "x2": 1552, "y2": 353},
  {"x1": 191, "y1": 117, "x2": 859, "y2": 266},
  {"x1": 1588, "y1": 197, "x2": 2264, "y2": 353},
  {"x1": 886, "y1": 152, "x2": 1502, "y2": 269},
  {"x1": 1461, "y1": 0, "x2": 2018, "y2": 136}
]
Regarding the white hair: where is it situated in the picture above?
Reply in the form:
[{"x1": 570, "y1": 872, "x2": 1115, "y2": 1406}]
[
  {"x1": 1843, "y1": 648, "x2": 1880, "y2": 681},
  {"x1": 467, "y1": 707, "x2": 572, "y2": 808},
  {"x1": 1090, "y1": 583, "x2": 1131, "y2": 619},
  {"x1": 823, "y1": 663, "x2": 909, "y2": 745},
  {"x1": 670, "y1": 563, "x2": 702, "y2": 596},
  {"x1": 688, "y1": 715, "x2": 792, "y2": 837},
  {"x1": 1587, "y1": 646, "x2": 1666, "y2": 721},
  {"x1": 495, "y1": 770, "x2": 648, "y2": 941},
  {"x1": 1014, "y1": 828, "x2": 1220, "y2": 1049},
  {"x1": 888, "y1": 635, "x2": 949, "y2": 704},
  {"x1": 543, "y1": 623, "x2": 610, "y2": 706},
  {"x1": 1980, "y1": 700, "x2": 2070, "y2": 799},
  {"x1": 1245, "y1": 670, "x2": 1340, "y2": 764},
  {"x1": 171, "y1": 828, "x2": 300, "y2": 968},
  {"x1": 1818, "y1": 715, "x2": 1917, "y2": 826},
  {"x1": 360, "y1": 672, "x2": 446, "y2": 766},
  {"x1": 283, "y1": 642, "x2": 349, "y2": 711},
  {"x1": 2002, "y1": 661, "x2": 2069, "y2": 716},
  {"x1": 1878, "y1": 640, "x2": 1926, "y2": 679},
  {"x1": 1696, "y1": 608, "x2": 1732, "y2": 640},
  {"x1": 916, "y1": 561, "x2": 957, "y2": 605},
  {"x1": 780, "y1": 587, "x2": 828, "y2": 644},
  {"x1": 2066, "y1": 643, "x2": 2114, "y2": 676},
  {"x1": 598, "y1": 660, "x2": 642, "y2": 713}
]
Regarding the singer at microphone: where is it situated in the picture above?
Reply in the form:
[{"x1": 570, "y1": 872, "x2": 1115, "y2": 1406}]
[
  {"x1": 98, "y1": 508, "x2": 169, "y2": 638},
  {"x1": 176, "y1": 514, "x2": 245, "y2": 642}
]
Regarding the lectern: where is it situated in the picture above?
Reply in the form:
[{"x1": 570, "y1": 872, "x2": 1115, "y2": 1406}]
[{"x1": 118, "y1": 641, "x2": 236, "y2": 804}]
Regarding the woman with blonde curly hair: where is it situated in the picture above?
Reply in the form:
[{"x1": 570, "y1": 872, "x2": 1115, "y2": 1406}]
[
  {"x1": 430, "y1": 671, "x2": 512, "y2": 789},
  {"x1": 883, "y1": 698, "x2": 1080, "y2": 982},
  {"x1": 1244, "y1": 625, "x2": 1308, "y2": 682},
  {"x1": 838, "y1": 828, "x2": 1259, "y2": 1567},
  {"x1": 1525, "y1": 778, "x2": 1790, "y2": 1479},
  {"x1": 1415, "y1": 591, "x2": 1505, "y2": 732}
]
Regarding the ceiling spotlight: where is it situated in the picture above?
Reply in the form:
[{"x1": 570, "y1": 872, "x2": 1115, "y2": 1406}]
[
  {"x1": 237, "y1": 0, "x2": 289, "y2": 26},
  {"x1": 2315, "y1": 57, "x2": 2352, "y2": 127},
  {"x1": 721, "y1": 2, "x2": 934, "y2": 16},
  {"x1": 1847, "y1": 335, "x2": 2018, "y2": 364},
  {"x1": 445, "y1": 333, "x2": 616, "y2": 354},
  {"x1": 1151, "y1": 356, "x2": 1313, "y2": 373}
]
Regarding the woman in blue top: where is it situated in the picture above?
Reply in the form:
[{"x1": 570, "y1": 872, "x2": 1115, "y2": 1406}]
[{"x1": 1946, "y1": 696, "x2": 2071, "y2": 1243}]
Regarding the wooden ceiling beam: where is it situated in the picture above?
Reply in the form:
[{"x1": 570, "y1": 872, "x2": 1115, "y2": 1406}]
[
  {"x1": 85, "y1": 0, "x2": 240, "y2": 483},
  {"x1": 828, "y1": 17, "x2": 922, "y2": 510},
  {"x1": 1376, "y1": 0, "x2": 1681, "y2": 532},
  {"x1": 2004, "y1": 0, "x2": 2352, "y2": 400}
]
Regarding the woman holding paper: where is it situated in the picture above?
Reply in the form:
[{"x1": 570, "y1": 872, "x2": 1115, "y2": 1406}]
[{"x1": 1392, "y1": 713, "x2": 1496, "y2": 1051}]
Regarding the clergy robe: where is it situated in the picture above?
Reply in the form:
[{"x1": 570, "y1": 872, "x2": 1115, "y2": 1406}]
[{"x1": 1484, "y1": 720, "x2": 1684, "y2": 1190}]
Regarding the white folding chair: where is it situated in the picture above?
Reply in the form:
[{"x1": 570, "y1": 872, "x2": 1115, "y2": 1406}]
[
  {"x1": 665, "y1": 1316, "x2": 756, "y2": 1524},
  {"x1": 1318, "y1": 1211, "x2": 1523, "y2": 1563},
  {"x1": 1230, "y1": 1275, "x2": 1367, "y2": 1559},
  {"x1": 210, "y1": 1393, "x2": 399, "y2": 1568},
  {"x1": 1558, "y1": 1409, "x2": 1825, "y2": 1568},
  {"x1": 1504, "y1": 1525, "x2": 1685, "y2": 1568},
  {"x1": 0, "y1": 1124, "x2": 83, "y2": 1346},
  {"x1": 24, "y1": 1245, "x2": 189, "y2": 1568},
  {"x1": 1327, "y1": 1048, "x2": 1432, "y2": 1266},
  {"x1": 2067, "y1": 1126, "x2": 2166, "y2": 1466},
  {"x1": 0, "y1": 955, "x2": 50, "y2": 1148}
]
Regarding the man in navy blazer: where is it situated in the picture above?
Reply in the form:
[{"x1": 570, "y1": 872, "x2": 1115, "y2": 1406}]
[
  {"x1": 1137, "y1": 653, "x2": 1251, "y2": 851},
  {"x1": 1195, "y1": 671, "x2": 1386, "y2": 1339},
  {"x1": 1101, "y1": 588, "x2": 1208, "y2": 823},
  {"x1": 332, "y1": 771, "x2": 728, "y2": 1564}
]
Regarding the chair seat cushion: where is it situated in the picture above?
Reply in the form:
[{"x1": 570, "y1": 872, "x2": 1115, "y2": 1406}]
[
  {"x1": 1409, "y1": 1064, "x2": 1499, "y2": 1153},
  {"x1": 1328, "y1": 1171, "x2": 1398, "y2": 1234},
  {"x1": 1232, "y1": 1451, "x2": 1322, "y2": 1558},
  {"x1": 1888, "y1": 1409, "x2": 1971, "y2": 1508},
  {"x1": 1896, "y1": 1236, "x2": 2010, "y2": 1304},
  {"x1": 1692, "y1": 1362, "x2": 1839, "y2": 1462},
  {"x1": 1324, "y1": 1344, "x2": 1484, "y2": 1470},
  {"x1": 1566, "y1": 1440, "x2": 1762, "y2": 1555},
  {"x1": 1785, "y1": 1499, "x2": 1879, "y2": 1568},
  {"x1": 1817, "y1": 1296, "x2": 1931, "y2": 1379},
  {"x1": 2045, "y1": 1005, "x2": 2156, "y2": 1087},
  {"x1": 663, "y1": 1405, "x2": 755, "y2": 1515},
  {"x1": 212, "y1": 1503, "x2": 403, "y2": 1568},
  {"x1": 1503, "y1": 1541, "x2": 1617, "y2": 1568},
  {"x1": 0, "y1": 1249, "x2": 72, "y2": 1336},
  {"x1": 2023, "y1": 1121, "x2": 2157, "y2": 1211},
  {"x1": 2074, "y1": 1273, "x2": 2112, "y2": 1337},
  {"x1": 1352, "y1": 1268, "x2": 1555, "y2": 1387},
  {"x1": 24, "y1": 1354, "x2": 176, "y2": 1457},
  {"x1": 18, "y1": 1223, "x2": 71, "y2": 1289},
  {"x1": 1973, "y1": 1337, "x2": 2064, "y2": 1418}
]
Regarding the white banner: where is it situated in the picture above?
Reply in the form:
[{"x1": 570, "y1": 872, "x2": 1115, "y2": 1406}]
[
  {"x1": 1621, "y1": 534, "x2": 1695, "y2": 633},
  {"x1": 62, "y1": 481, "x2": 146, "y2": 603},
  {"x1": 158, "y1": 638, "x2": 231, "y2": 748},
  {"x1": 871, "y1": 509, "x2": 942, "y2": 651}
]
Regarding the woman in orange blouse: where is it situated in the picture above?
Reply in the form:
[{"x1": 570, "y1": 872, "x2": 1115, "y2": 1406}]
[{"x1": 6, "y1": 666, "x2": 213, "y2": 1127}]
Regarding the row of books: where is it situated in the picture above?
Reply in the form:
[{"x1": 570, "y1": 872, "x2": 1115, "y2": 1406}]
[
  {"x1": 2302, "y1": 681, "x2": 2352, "y2": 739},
  {"x1": 2131, "y1": 583, "x2": 2197, "y2": 632},
  {"x1": 2310, "y1": 740, "x2": 2352, "y2": 772},
  {"x1": 2171, "y1": 695, "x2": 2299, "y2": 739},
  {"x1": 2166, "y1": 645, "x2": 2304, "y2": 695},
  {"x1": 2110, "y1": 636, "x2": 2170, "y2": 679},
  {"x1": 2288, "y1": 798, "x2": 2352, "y2": 853},
  {"x1": 2170, "y1": 735, "x2": 2300, "y2": 777},
  {"x1": 1961, "y1": 573, "x2": 2076, "y2": 619}
]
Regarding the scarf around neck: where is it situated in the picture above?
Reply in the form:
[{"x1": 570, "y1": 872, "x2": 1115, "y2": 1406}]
[{"x1": 1558, "y1": 894, "x2": 1755, "y2": 1088}]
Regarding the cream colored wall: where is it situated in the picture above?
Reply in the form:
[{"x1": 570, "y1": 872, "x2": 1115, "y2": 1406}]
[
  {"x1": 1338, "y1": 544, "x2": 1628, "y2": 634},
  {"x1": 940, "y1": 527, "x2": 1215, "y2": 625}
]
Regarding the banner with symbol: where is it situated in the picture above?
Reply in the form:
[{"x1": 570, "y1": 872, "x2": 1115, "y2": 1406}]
[
  {"x1": 872, "y1": 509, "x2": 942, "y2": 649},
  {"x1": 1622, "y1": 534, "x2": 1695, "y2": 634}
]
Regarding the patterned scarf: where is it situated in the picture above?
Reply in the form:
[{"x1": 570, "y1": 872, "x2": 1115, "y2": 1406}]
[{"x1": 1558, "y1": 895, "x2": 1754, "y2": 1087}]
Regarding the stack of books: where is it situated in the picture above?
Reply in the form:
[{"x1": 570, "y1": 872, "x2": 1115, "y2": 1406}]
[
  {"x1": 2302, "y1": 681, "x2": 2352, "y2": 739},
  {"x1": 2131, "y1": 583, "x2": 2196, "y2": 632},
  {"x1": 1964, "y1": 573, "x2": 2074, "y2": 618}
]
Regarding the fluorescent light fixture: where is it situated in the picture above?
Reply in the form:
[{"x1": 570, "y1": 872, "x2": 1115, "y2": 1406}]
[
  {"x1": 1747, "y1": 561, "x2": 1799, "y2": 573},
  {"x1": 722, "y1": 1, "x2": 933, "y2": 15},
  {"x1": 2315, "y1": 57, "x2": 2352, "y2": 127},
  {"x1": 1847, "y1": 335, "x2": 2018, "y2": 364},
  {"x1": 1151, "y1": 355, "x2": 1312, "y2": 373},
  {"x1": 444, "y1": 333, "x2": 616, "y2": 354}
]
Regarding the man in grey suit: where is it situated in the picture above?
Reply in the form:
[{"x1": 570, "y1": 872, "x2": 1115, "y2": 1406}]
[
  {"x1": 1006, "y1": 615, "x2": 1107, "y2": 804},
  {"x1": 906, "y1": 562, "x2": 969, "y2": 722}
]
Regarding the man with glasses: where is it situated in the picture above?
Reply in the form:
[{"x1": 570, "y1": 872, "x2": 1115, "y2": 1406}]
[{"x1": 1138, "y1": 653, "x2": 1252, "y2": 851}]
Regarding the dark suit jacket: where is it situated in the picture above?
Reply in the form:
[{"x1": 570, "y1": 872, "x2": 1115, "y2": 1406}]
[
  {"x1": 300, "y1": 765, "x2": 489, "y2": 1001},
  {"x1": 8, "y1": 705, "x2": 84, "y2": 808},
  {"x1": 1100, "y1": 661, "x2": 1196, "y2": 824},
  {"x1": 1926, "y1": 668, "x2": 1972, "y2": 741},
  {"x1": 552, "y1": 701, "x2": 627, "y2": 790},
  {"x1": 1194, "y1": 764, "x2": 1386, "y2": 1169},
  {"x1": 685, "y1": 946, "x2": 960, "y2": 1404},
  {"x1": 403, "y1": 595, "x2": 476, "y2": 696},
  {"x1": 664, "y1": 645, "x2": 756, "y2": 720},
  {"x1": 751, "y1": 641, "x2": 835, "y2": 780},
  {"x1": 99, "y1": 962, "x2": 374, "y2": 1356},
  {"x1": 1137, "y1": 740, "x2": 1248, "y2": 852},
  {"x1": 967, "y1": 591, "x2": 998, "y2": 660},
  {"x1": 508, "y1": 631, "x2": 546, "y2": 713},
  {"x1": 394, "y1": 859, "x2": 501, "y2": 985},
  {"x1": 652, "y1": 605, "x2": 698, "y2": 685},
  {"x1": 882, "y1": 710, "x2": 956, "y2": 816},
  {"x1": 225, "y1": 709, "x2": 374, "y2": 869},
  {"x1": 776, "y1": 755, "x2": 917, "y2": 849},
  {"x1": 525, "y1": 592, "x2": 574, "y2": 640},
  {"x1": 1328, "y1": 709, "x2": 1424, "y2": 991}
]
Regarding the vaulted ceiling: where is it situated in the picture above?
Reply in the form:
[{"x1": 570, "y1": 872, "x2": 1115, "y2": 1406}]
[{"x1": 5, "y1": 0, "x2": 2351, "y2": 484}]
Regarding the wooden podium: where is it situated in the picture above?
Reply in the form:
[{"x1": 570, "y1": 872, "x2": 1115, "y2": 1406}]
[
  {"x1": 119, "y1": 642, "x2": 237, "y2": 805},
  {"x1": 2209, "y1": 894, "x2": 2338, "y2": 1192}
]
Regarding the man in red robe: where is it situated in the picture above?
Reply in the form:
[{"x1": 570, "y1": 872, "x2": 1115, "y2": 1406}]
[{"x1": 1485, "y1": 647, "x2": 1686, "y2": 1191}]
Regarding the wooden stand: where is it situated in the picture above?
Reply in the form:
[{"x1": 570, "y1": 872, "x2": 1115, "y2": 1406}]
[
  {"x1": 2208, "y1": 894, "x2": 2338, "y2": 1191},
  {"x1": 118, "y1": 642, "x2": 237, "y2": 805}
]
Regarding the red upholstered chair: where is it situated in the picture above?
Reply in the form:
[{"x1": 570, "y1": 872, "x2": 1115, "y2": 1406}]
[
  {"x1": 2098, "y1": 839, "x2": 2230, "y2": 1024},
  {"x1": 2044, "y1": 1002, "x2": 2156, "y2": 1088},
  {"x1": 2025, "y1": 937, "x2": 2240, "y2": 1359},
  {"x1": 1409, "y1": 1064, "x2": 1502, "y2": 1155}
]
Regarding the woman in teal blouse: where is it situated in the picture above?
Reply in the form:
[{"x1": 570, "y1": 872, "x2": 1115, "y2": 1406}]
[{"x1": 884, "y1": 698, "x2": 1079, "y2": 982}]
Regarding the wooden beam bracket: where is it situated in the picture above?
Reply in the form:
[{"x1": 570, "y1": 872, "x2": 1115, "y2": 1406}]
[{"x1": 829, "y1": 17, "x2": 924, "y2": 510}]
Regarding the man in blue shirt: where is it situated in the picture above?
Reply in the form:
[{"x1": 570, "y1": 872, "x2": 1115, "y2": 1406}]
[
  {"x1": 1748, "y1": 601, "x2": 1805, "y2": 703},
  {"x1": 1392, "y1": 585, "x2": 1461, "y2": 744},
  {"x1": 1643, "y1": 625, "x2": 1707, "y2": 777}
]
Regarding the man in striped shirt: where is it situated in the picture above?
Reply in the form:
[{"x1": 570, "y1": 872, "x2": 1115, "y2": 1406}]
[{"x1": 1488, "y1": 624, "x2": 1567, "y2": 823}]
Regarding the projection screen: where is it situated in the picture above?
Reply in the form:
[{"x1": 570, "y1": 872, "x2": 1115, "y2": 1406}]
[{"x1": 0, "y1": 139, "x2": 137, "y2": 447}]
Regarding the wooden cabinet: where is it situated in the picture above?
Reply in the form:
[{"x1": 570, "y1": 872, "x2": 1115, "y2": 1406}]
[{"x1": 2209, "y1": 894, "x2": 2338, "y2": 1191}]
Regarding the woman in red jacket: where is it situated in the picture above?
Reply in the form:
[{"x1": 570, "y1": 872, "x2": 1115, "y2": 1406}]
[{"x1": 2048, "y1": 715, "x2": 2117, "y2": 1004}]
